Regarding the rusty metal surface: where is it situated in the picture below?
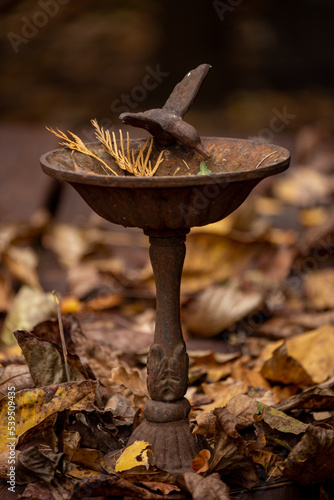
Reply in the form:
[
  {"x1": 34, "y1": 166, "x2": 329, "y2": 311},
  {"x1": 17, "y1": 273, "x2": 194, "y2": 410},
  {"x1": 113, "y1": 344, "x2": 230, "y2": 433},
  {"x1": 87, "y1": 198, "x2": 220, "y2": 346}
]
[
  {"x1": 40, "y1": 138, "x2": 290, "y2": 231},
  {"x1": 120, "y1": 64, "x2": 211, "y2": 157}
]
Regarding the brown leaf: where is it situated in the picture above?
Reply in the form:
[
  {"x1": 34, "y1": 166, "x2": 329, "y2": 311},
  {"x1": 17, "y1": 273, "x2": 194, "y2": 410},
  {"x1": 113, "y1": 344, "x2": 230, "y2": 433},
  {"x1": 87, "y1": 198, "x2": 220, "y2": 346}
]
[
  {"x1": 181, "y1": 472, "x2": 230, "y2": 500},
  {"x1": 251, "y1": 449, "x2": 281, "y2": 473},
  {"x1": 225, "y1": 394, "x2": 258, "y2": 429},
  {"x1": 15, "y1": 445, "x2": 73, "y2": 485},
  {"x1": 141, "y1": 481, "x2": 181, "y2": 495},
  {"x1": 183, "y1": 282, "x2": 262, "y2": 336},
  {"x1": 304, "y1": 269, "x2": 334, "y2": 309},
  {"x1": 256, "y1": 402, "x2": 308, "y2": 435},
  {"x1": 71, "y1": 447, "x2": 105, "y2": 473},
  {"x1": 191, "y1": 449, "x2": 211, "y2": 474},
  {"x1": 277, "y1": 378, "x2": 334, "y2": 412},
  {"x1": 20, "y1": 477, "x2": 76, "y2": 500},
  {"x1": 209, "y1": 408, "x2": 259, "y2": 488},
  {"x1": 231, "y1": 359, "x2": 270, "y2": 390},
  {"x1": 193, "y1": 412, "x2": 216, "y2": 437},
  {"x1": 14, "y1": 330, "x2": 89, "y2": 386},
  {"x1": 0, "y1": 363, "x2": 34, "y2": 393},
  {"x1": 2, "y1": 245, "x2": 40, "y2": 288},
  {"x1": 261, "y1": 325, "x2": 334, "y2": 386},
  {"x1": 110, "y1": 365, "x2": 148, "y2": 399},
  {"x1": 284, "y1": 425, "x2": 334, "y2": 484},
  {"x1": 200, "y1": 379, "x2": 248, "y2": 412},
  {"x1": 272, "y1": 166, "x2": 332, "y2": 206}
]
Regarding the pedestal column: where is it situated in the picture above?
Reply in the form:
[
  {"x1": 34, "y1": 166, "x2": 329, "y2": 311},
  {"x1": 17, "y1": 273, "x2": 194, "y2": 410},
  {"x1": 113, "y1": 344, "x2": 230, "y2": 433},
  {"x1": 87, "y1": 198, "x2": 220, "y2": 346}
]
[{"x1": 126, "y1": 230, "x2": 206, "y2": 473}]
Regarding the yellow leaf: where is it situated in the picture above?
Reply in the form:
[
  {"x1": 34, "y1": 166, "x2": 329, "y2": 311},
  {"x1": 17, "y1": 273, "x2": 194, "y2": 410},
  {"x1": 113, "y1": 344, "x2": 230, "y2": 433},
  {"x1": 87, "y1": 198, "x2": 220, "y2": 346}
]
[
  {"x1": 115, "y1": 441, "x2": 151, "y2": 473},
  {"x1": 0, "y1": 380, "x2": 97, "y2": 453}
]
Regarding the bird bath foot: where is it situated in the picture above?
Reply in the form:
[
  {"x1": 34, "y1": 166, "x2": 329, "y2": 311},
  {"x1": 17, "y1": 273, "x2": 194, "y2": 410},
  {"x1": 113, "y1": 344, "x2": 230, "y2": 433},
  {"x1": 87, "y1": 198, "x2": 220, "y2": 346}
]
[
  {"x1": 127, "y1": 418, "x2": 206, "y2": 474},
  {"x1": 40, "y1": 64, "x2": 290, "y2": 475}
]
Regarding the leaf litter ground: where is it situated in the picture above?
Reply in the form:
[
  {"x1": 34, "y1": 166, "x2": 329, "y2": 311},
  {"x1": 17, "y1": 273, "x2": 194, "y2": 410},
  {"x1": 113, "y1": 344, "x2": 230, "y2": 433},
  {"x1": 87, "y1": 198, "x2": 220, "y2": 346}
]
[{"x1": 0, "y1": 126, "x2": 334, "y2": 499}]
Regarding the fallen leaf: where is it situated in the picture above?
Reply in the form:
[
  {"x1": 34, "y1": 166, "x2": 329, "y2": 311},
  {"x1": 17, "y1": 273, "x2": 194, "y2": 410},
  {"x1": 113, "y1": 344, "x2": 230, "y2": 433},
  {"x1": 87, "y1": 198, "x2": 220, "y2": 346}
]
[
  {"x1": 261, "y1": 324, "x2": 334, "y2": 385},
  {"x1": 251, "y1": 449, "x2": 281, "y2": 473},
  {"x1": 43, "y1": 223, "x2": 92, "y2": 268},
  {"x1": 14, "y1": 330, "x2": 88, "y2": 386},
  {"x1": 67, "y1": 466, "x2": 103, "y2": 479},
  {"x1": 180, "y1": 472, "x2": 230, "y2": 500},
  {"x1": 283, "y1": 425, "x2": 334, "y2": 484},
  {"x1": 231, "y1": 359, "x2": 270, "y2": 390},
  {"x1": 272, "y1": 167, "x2": 333, "y2": 206},
  {"x1": 141, "y1": 481, "x2": 181, "y2": 495},
  {"x1": 2, "y1": 245, "x2": 40, "y2": 288},
  {"x1": 67, "y1": 409, "x2": 132, "y2": 454},
  {"x1": 277, "y1": 378, "x2": 334, "y2": 412},
  {"x1": 191, "y1": 449, "x2": 211, "y2": 474},
  {"x1": 183, "y1": 282, "x2": 262, "y2": 336},
  {"x1": 115, "y1": 441, "x2": 152, "y2": 473},
  {"x1": 299, "y1": 207, "x2": 328, "y2": 227},
  {"x1": 110, "y1": 365, "x2": 148, "y2": 399},
  {"x1": 200, "y1": 379, "x2": 248, "y2": 412},
  {"x1": 0, "y1": 286, "x2": 56, "y2": 346},
  {"x1": 20, "y1": 477, "x2": 76, "y2": 500},
  {"x1": 62, "y1": 430, "x2": 81, "y2": 460},
  {"x1": 0, "y1": 363, "x2": 34, "y2": 393},
  {"x1": 304, "y1": 269, "x2": 334, "y2": 309},
  {"x1": 193, "y1": 412, "x2": 216, "y2": 437},
  {"x1": 0, "y1": 380, "x2": 97, "y2": 452},
  {"x1": 209, "y1": 407, "x2": 259, "y2": 488},
  {"x1": 256, "y1": 402, "x2": 308, "y2": 435},
  {"x1": 225, "y1": 394, "x2": 258, "y2": 429},
  {"x1": 15, "y1": 445, "x2": 72, "y2": 484},
  {"x1": 71, "y1": 447, "x2": 105, "y2": 473}
]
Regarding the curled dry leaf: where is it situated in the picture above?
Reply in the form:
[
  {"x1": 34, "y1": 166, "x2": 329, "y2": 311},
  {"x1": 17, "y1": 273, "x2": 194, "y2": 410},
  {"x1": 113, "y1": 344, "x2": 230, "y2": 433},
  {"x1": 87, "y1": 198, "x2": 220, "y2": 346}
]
[
  {"x1": 284, "y1": 425, "x2": 334, "y2": 484},
  {"x1": 277, "y1": 377, "x2": 334, "y2": 413},
  {"x1": 261, "y1": 324, "x2": 334, "y2": 386},
  {"x1": 180, "y1": 472, "x2": 230, "y2": 500},
  {"x1": 183, "y1": 282, "x2": 262, "y2": 337},
  {"x1": 191, "y1": 449, "x2": 211, "y2": 474},
  {"x1": 209, "y1": 407, "x2": 259, "y2": 488}
]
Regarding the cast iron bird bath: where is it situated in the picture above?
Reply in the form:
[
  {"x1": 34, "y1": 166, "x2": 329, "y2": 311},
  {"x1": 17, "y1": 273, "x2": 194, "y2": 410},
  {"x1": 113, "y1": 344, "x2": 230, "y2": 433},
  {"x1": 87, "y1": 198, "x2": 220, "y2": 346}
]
[{"x1": 41, "y1": 64, "x2": 290, "y2": 474}]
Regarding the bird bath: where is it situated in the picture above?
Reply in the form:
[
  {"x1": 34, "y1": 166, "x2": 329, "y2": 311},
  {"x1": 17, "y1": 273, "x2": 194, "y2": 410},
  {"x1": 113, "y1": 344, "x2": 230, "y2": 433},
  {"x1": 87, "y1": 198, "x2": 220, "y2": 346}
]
[{"x1": 41, "y1": 65, "x2": 290, "y2": 474}]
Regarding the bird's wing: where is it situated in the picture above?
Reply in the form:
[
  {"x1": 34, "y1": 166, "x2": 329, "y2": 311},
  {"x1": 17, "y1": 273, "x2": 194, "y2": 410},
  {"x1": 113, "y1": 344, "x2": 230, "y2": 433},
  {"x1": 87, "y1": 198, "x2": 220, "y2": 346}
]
[{"x1": 163, "y1": 64, "x2": 211, "y2": 118}]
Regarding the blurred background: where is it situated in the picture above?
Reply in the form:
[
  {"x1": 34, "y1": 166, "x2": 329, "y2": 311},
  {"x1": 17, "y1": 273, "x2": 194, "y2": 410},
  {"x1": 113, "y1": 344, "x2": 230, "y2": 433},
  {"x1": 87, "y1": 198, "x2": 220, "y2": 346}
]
[
  {"x1": 1, "y1": 0, "x2": 334, "y2": 301},
  {"x1": 1, "y1": 0, "x2": 334, "y2": 223}
]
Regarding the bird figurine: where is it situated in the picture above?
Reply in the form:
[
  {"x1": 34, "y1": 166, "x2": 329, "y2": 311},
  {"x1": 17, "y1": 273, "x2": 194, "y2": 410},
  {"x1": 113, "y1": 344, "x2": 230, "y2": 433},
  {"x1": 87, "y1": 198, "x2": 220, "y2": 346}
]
[{"x1": 119, "y1": 64, "x2": 211, "y2": 159}]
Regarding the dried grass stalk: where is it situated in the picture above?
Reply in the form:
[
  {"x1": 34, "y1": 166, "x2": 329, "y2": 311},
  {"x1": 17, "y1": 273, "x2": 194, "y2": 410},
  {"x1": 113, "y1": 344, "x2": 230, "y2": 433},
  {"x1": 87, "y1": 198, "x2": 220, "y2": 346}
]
[
  {"x1": 46, "y1": 127, "x2": 119, "y2": 176},
  {"x1": 47, "y1": 120, "x2": 164, "y2": 177},
  {"x1": 91, "y1": 119, "x2": 164, "y2": 177}
]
